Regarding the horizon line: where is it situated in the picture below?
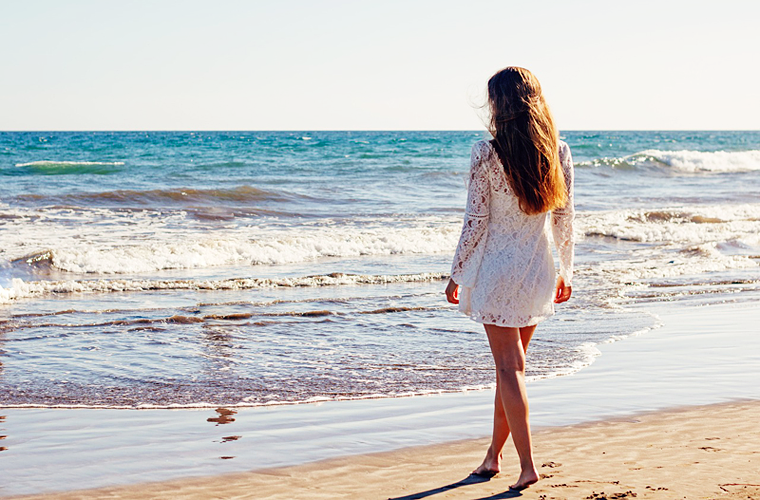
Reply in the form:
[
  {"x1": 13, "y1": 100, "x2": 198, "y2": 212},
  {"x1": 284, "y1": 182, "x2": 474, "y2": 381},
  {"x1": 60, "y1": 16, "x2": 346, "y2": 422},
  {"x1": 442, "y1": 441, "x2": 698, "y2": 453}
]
[{"x1": 2, "y1": 129, "x2": 759, "y2": 133}]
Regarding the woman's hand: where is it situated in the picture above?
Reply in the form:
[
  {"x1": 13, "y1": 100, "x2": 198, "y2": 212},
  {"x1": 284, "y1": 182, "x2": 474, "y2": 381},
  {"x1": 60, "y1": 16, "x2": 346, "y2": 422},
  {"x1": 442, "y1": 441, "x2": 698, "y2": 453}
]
[
  {"x1": 445, "y1": 279, "x2": 460, "y2": 304},
  {"x1": 554, "y1": 276, "x2": 572, "y2": 303}
]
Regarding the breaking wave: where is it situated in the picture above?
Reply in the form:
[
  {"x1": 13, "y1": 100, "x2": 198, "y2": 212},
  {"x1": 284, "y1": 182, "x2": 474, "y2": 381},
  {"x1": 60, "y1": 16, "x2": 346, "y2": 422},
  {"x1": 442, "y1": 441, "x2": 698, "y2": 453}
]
[
  {"x1": 577, "y1": 204, "x2": 760, "y2": 285},
  {"x1": 579, "y1": 204, "x2": 760, "y2": 245},
  {"x1": 9, "y1": 223, "x2": 459, "y2": 274},
  {"x1": 578, "y1": 149, "x2": 760, "y2": 173}
]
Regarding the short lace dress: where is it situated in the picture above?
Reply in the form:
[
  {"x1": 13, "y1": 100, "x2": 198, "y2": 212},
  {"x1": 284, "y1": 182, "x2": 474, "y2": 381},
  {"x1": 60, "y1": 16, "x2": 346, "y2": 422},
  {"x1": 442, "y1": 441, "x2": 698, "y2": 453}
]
[{"x1": 450, "y1": 140, "x2": 575, "y2": 327}]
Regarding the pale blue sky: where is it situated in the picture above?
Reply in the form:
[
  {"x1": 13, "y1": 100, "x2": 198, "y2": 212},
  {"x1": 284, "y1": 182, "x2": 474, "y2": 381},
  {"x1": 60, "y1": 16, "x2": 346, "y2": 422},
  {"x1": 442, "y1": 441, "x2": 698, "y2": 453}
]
[{"x1": 1, "y1": 0, "x2": 758, "y2": 130}]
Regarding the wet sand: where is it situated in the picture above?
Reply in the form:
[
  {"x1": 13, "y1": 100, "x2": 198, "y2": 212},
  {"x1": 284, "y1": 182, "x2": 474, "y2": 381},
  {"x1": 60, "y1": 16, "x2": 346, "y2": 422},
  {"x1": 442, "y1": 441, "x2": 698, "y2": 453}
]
[
  {"x1": 3, "y1": 298, "x2": 760, "y2": 498},
  {"x1": 12, "y1": 400, "x2": 760, "y2": 499}
]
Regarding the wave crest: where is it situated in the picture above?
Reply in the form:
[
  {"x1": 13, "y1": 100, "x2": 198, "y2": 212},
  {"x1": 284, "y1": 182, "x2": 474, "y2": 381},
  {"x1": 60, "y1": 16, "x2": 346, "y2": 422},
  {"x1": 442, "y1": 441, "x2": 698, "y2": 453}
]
[
  {"x1": 579, "y1": 149, "x2": 760, "y2": 173},
  {"x1": 13, "y1": 160, "x2": 125, "y2": 175},
  {"x1": 579, "y1": 205, "x2": 760, "y2": 244},
  {"x1": 9, "y1": 224, "x2": 459, "y2": 274}
]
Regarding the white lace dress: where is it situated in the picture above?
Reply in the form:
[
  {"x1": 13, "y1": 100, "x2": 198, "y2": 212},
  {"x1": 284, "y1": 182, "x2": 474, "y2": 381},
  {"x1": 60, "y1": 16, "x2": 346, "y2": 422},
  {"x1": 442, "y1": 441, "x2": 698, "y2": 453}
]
[{"x1": 450, "y1": 140, "x2": 575, "y2": 327}]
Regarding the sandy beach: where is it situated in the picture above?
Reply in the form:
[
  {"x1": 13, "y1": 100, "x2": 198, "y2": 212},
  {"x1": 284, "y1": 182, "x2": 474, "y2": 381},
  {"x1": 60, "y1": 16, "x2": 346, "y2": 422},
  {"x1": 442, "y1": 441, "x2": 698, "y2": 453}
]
[
  {"x1": 4, "y1": 1, "x2": 760, "y2": 497},
  {"x1": 13, "y1": 400, "x2": 760, "y2": 500},
  {"x1": 4, "y1": 297, "x2": 759, "y2": 499}
]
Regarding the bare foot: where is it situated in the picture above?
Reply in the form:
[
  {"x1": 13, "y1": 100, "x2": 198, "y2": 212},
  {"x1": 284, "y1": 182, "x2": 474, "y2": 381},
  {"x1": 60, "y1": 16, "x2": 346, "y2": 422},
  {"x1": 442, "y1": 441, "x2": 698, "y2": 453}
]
[
  {"x1": 472, "y1": 449, "x2": 501, "y2": 477},
  {"x1": 509, "y1": 467, "x2": 539, "y2": 490}
]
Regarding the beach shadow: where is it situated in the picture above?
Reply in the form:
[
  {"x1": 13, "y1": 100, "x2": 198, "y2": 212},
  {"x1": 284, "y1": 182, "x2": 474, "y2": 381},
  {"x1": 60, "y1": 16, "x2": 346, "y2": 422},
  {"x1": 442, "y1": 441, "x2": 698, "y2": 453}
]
[
  {"x1": 389, "y1": 474, "x2": 496, "y2": 500},
  {"x1": 473, "y1": 490, "x2": 523, "y2": 499}
]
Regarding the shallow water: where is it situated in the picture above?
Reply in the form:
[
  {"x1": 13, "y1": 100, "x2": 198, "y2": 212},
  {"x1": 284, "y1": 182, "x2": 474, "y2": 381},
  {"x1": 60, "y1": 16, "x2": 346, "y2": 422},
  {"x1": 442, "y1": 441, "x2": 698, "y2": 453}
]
[
  {"x1": 1, "y1": 297, "x2": 759, "y2": 496},
  {"x1": 1, "y1": 131, "x2": 759, "y2": 408}
]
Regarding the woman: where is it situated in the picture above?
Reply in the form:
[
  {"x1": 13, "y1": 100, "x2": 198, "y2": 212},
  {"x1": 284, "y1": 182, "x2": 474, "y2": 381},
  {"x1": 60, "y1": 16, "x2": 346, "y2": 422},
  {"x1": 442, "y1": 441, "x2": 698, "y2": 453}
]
[{"x1": 445, "y1": 66, "x2": 574, "y2": 491}]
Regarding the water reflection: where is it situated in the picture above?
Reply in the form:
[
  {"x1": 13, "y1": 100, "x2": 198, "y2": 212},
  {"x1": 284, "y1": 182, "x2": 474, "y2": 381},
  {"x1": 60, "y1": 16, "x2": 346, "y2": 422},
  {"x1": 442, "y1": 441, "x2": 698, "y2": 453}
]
[
  {"x1": 0, "y1": 415, "x2": 6, "y2": 452},
  {"x1": 207, "y1": 407, "x2": 236, "y2": 425},
  {"x1": 207, "y1": 408, "x2": 239, "y2": 460}
]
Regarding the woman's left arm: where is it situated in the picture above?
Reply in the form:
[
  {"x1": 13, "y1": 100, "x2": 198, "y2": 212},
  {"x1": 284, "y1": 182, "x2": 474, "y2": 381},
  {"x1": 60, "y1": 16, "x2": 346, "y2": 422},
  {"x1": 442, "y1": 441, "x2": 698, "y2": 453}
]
[{"x1": 551, "y1": 142, "x2": 575, "y2": 303}]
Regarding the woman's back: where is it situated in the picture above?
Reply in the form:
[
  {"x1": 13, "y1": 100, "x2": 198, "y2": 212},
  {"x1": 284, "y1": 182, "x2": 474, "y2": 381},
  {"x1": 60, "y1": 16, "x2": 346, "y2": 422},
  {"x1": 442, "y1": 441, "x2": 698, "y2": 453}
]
[
  {"x1": 450, "y1": 138, "x2": 574, "y2": 327},
  {"x1": 478, "y1": 141, "x2": 547, "y2": 235}
]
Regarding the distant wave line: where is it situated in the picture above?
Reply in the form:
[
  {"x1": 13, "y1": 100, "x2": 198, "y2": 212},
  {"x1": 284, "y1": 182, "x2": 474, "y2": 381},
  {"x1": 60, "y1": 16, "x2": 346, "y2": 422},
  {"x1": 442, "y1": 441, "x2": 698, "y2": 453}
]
[
  {"x1": 0, "y1": 272, "x2": 449, "y2": 303},
  {"x1": 13, "y1": 184, "x2": 304, "y2": 206},
  {"x1": 14, "y1": 160, "x2": 126, "y2": 167}
]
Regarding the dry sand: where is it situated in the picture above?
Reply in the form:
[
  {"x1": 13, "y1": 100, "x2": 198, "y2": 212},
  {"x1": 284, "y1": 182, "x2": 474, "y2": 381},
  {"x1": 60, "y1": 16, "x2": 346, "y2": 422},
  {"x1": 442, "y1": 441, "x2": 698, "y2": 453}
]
[{"x1": 11, "y1": 399, "x2": 760, "y2": 500}]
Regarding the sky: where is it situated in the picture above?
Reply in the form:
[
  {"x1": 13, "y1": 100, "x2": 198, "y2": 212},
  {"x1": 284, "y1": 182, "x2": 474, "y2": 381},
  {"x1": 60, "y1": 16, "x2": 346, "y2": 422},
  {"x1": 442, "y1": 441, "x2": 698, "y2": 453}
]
[{"x1": 1, "y1": 0, "x2": 758, "y2": 131}]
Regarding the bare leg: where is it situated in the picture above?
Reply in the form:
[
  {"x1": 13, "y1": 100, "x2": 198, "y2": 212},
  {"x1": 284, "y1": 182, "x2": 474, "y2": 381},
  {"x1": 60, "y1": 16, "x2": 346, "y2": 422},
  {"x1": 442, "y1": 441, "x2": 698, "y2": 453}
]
[
  {"x1": 474, "y1": 325, "x2": 535, "y2": 476},
  {"x1": 472, "y1": 326, "x2": 536, "y2": 476},
  {"x1": 484, "y1": 324, "x2": 539, "y2": 490}
]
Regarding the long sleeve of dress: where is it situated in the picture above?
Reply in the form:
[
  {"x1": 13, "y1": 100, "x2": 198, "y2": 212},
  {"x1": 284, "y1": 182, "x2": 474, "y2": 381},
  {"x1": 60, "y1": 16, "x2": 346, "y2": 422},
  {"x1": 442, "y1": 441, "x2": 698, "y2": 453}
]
[
  {"x1": 551, "y1": 142, "x2": 575, "y2": 286},
  {"x1": 450, "y1": 142, "x2": 491, "y2": 288}
]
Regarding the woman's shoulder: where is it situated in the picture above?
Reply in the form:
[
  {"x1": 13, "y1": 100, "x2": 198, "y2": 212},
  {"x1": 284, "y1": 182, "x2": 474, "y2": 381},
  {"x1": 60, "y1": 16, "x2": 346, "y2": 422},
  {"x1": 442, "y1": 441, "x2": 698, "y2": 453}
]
[
  {"x1": 471, "y1": 139, "x2": 496, "y2": 161},
  {"x1": 472, "y1": 139, "x2": 492, "y2": 151}
]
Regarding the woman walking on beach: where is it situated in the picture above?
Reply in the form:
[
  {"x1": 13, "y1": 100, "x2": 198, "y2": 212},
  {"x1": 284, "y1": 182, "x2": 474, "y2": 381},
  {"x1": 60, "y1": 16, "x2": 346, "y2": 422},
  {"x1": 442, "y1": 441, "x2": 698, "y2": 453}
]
[{"x1": 445, "y1": 66, "x2": 574, "y2": 491}]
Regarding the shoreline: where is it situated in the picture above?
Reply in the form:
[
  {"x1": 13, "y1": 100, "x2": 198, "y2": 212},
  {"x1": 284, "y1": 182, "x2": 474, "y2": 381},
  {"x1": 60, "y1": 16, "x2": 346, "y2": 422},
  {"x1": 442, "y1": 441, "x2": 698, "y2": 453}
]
[
  {"x1": 2, "y1": 296, "x2": 760, "y2": 497},
  {"x1": 11, "y1": 399, "x2": 760, "y2": 499}
]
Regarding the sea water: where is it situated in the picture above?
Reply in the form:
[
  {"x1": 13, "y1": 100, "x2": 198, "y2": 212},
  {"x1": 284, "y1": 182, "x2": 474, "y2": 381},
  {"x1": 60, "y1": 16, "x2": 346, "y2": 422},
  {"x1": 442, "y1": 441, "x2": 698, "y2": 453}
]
[{"x1": 1, "y1": 131, "x2": 759, "y2": 408}]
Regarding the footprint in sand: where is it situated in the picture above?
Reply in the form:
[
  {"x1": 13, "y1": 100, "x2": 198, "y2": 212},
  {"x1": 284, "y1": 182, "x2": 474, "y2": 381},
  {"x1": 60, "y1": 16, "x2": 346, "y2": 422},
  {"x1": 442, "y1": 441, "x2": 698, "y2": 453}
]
[
  {"x1": 585, "y1": 490, "x2": 638, "y2": 499},
  {"x1": 645, "y1": 486, "x2": 669, "y2": 491},
  {"x1": 719, "y1": 484, "x2": 760, "y2": 497}
]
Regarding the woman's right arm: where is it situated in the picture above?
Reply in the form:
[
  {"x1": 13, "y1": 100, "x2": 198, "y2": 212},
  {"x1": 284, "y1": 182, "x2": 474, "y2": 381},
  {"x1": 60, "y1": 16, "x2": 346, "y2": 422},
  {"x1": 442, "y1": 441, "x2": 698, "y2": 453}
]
[{"x1": 449, "y1": 142, "x2": 491, "y2": 295}]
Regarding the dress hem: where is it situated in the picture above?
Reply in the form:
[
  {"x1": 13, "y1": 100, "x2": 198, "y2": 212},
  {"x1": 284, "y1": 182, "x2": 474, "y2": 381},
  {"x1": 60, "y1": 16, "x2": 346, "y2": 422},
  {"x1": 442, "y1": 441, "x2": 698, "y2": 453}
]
[{"x1": 461, "y1": 311, "x2": 553, "y2": 329}]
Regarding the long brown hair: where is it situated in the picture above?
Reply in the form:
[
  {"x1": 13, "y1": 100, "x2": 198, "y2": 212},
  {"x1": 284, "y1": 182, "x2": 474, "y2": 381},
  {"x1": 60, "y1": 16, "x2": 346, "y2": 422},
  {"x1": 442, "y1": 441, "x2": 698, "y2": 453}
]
[{"x1": 487, "y1": 67, "x2": 565, "y2": 214}]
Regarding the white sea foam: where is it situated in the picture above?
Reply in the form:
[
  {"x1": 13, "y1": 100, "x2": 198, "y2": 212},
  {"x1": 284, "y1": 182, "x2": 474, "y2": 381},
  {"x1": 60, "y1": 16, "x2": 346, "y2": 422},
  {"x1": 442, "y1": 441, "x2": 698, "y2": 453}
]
[
  {"x1": 640, "y1": 149, "x2": 760, "y2": 172},
  {"x1": 0, "y1": 272, "x2": 448, "y2": 304},
  {"x1": 587, "y1": 252, "x2": 758, "y2": 298},
  {"x1": 575, "y1": 204, "x2": 760, "y2": 291},
  {"x1": 3, "y1": 202, "x2": 759, "y2": 305},
  {"x1": 578, "y1": 204, "x2": 760, "y2": 246},
  {"x1": 0, "y1": 204, "x2": 462, "y2": 274},
  {"x1": 524, "y1": 342, "x2": 602, "y2": 383},
  {"x1": 581, "y1": 149, "x2": 760, "y2": 173},
  {"x1": 27, "y1": 225, "x2": 460, "y2": 274},
  {"x1": 0, "y1": 386, "x2": 500, "y2": 410},
  {"x1": 0, "y1": 278, "x2": 35, "y2": 303}
]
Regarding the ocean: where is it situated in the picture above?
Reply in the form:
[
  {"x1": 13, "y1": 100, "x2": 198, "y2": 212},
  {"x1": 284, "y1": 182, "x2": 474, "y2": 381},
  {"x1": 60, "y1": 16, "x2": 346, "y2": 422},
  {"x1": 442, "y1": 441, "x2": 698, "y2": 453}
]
[{"x1": 1, "y1": 130, "x2": 759, "y2": 409}]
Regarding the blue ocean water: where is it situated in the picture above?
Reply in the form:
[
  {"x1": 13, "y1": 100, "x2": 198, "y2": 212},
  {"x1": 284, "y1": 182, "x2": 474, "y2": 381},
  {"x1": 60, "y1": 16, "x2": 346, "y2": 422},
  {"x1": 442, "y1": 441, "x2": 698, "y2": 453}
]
[{"x1": 1, "y1": 131, "x2": 759, "y2": 408}]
